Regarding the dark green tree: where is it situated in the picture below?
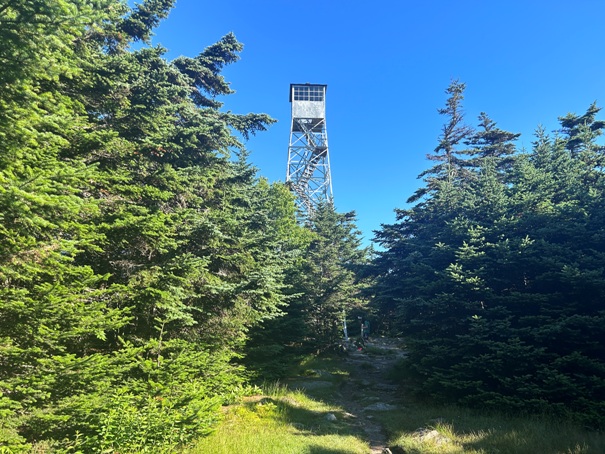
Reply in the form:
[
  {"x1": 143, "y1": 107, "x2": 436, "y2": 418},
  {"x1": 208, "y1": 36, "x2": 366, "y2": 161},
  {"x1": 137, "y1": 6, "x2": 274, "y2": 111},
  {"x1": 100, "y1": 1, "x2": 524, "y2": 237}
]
[
  {"x1": 371, "y1": 90, "x2": 605, "y2": 427},
  {"x1": 245, "y1": 204, "x2": 369, "y2": 378},
  {"x1": 299, "y1": 205, "x2": 369, "y2": 348},
  {"x1": 465, "y1": 112, "x2": 520, "y2": 178},
  {"x1": 409, "y1": 79, "x2": 474, "y2": 204}
]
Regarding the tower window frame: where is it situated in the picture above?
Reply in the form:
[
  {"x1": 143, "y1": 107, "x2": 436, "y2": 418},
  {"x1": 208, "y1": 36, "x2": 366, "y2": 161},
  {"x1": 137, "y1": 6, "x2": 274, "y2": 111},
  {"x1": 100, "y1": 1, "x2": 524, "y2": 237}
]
[{"x1": 293, "y1": 85, "x2": 324, "y2": 102}]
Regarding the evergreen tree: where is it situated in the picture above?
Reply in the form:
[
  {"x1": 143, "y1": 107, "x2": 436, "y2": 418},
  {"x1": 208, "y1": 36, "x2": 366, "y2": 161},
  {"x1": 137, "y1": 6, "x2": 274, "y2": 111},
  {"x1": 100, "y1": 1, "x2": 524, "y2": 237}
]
[
  {"x1": 371, "y1": 88, "x2": 605, "y2": 427},
  {"x1": 300, "y1": 205, "x2": 368, "y2": 347},
  {"x1": 465, "y1": 112, "x2": 520, "y2": 178},
  {"x1": 245, "y1": 204, "x2": 369, "y2": 378},
  {"x1": 558, "y1": 103, "x2": 605, "y2": 187},
  {"x1": 0, "y1": 1, "x2": 295, "y2": 450},
  {"x1": 409, "y1": 79, "x2": 474, "y2": 204}
]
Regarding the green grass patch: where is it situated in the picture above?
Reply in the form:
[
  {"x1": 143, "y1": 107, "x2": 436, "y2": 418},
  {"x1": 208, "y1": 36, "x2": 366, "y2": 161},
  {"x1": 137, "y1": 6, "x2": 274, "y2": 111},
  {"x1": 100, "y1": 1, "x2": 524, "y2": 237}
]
[
  {"x1": 374, "y1": 404, "x2": 605, "y2": 454},
  {"x1": 283, "y1": 354, "x2": 352, "y2": 403},
  {"x1": 187, "y1": 386, "x2": 369, "y2": 454},
  {"x1": 188, "y1": 347, "x2": 605, "y2": 454},
  {"x1": 298, "y1": 353, "x2": 351, "y2": 375}
]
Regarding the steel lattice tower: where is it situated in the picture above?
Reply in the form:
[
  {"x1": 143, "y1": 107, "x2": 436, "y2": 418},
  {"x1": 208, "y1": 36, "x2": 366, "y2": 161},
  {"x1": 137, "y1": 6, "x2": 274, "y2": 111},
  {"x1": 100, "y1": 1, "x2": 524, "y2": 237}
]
[{"x1": 287, "y1": 84, "x2": 333, "y2": 216}]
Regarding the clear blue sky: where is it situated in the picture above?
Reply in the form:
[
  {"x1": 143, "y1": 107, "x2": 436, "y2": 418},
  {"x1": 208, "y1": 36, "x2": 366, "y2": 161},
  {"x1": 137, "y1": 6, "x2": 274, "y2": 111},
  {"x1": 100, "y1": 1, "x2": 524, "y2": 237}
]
[{"x1": 145, "y1": 0, "x2": 605, "y2": 245}]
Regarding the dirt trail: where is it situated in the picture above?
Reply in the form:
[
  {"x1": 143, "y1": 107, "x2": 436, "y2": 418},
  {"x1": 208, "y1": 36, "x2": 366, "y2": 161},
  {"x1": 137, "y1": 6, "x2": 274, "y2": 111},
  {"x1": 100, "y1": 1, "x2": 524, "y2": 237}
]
[
  {"x1": 287, "y1": 337, "x2": 406, "y2": 453},
  {"x1": 338, "y1": 338, "x2": 406, "y2": 453}
]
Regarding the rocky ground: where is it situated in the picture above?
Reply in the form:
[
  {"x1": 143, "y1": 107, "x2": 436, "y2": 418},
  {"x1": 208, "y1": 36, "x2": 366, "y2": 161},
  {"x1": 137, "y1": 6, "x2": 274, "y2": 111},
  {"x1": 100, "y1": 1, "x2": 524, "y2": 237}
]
[
  {"x1": 286, "y1": 337, "x2": 407, "y2": 454},
  {"x1": 340, "y1": 337, "x2": 407, "y2": 453}
]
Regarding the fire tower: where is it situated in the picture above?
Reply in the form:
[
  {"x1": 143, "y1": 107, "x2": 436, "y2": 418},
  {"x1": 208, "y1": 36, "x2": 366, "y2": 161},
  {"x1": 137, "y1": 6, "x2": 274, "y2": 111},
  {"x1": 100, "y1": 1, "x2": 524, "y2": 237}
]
[{"x1": 287, "y1": 83, "x2": 333, "y2": 215}]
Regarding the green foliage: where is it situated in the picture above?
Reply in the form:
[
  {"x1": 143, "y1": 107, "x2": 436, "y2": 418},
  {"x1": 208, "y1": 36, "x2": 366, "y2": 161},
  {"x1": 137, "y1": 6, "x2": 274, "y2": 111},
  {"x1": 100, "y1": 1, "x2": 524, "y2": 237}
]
[
  {"x1": 197, "y1": 342, "x2": 605, "y2": 454},
  {"x1": 299, "y1": 205, "x2": 369, "y2": 347},
  {"x1": 372, "y1": 83, "x2": 605, "y2": 427},
  {"x1": 0, "y1": 0, "x2": 297, "y2": 451},
  {"x1": 409, "y1": 80, "x2": 474, "y2": 203},
  {"x1": 244, "y1": 204, "x2": 370, "y2": 379}
]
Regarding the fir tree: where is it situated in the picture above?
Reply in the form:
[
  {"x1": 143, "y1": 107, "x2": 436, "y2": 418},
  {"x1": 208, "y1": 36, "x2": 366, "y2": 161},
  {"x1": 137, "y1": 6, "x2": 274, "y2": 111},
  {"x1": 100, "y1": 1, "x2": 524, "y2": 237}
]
[
  {"x1": 371, "y1": 89, "x2": 605, "y2": 428},
  {"x1": 0, "y1": 1, "x2": 291, "y2": 450},
  {"x1": 465, "y1": 112, "x2": 520, "y2": 178},
  {"x1": 409, "y1": 79, "x2": 474, "y2": 204}
]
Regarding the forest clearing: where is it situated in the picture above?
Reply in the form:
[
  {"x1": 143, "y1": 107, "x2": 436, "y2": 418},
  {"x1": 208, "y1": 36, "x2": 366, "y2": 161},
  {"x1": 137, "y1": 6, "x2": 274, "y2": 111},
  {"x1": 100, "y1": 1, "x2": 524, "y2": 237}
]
[
  {"x1": 192, "y1": 338, "x2": 605, "y2": 454},
  {"x1": 1, "y1": 1, "x2": 604, "y2": 452}
]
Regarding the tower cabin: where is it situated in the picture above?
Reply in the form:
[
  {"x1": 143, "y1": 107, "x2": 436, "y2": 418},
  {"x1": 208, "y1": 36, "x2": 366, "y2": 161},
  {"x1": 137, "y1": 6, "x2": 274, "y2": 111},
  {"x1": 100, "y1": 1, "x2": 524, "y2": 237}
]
[{"x1": 290, "y1": 84, "x2": 328, "y2": 152}]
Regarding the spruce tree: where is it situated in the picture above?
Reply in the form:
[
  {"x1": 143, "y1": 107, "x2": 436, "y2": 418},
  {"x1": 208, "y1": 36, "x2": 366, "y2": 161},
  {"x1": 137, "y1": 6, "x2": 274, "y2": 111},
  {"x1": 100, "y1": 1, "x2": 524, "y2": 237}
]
[
  {"x1": 245, "y1": 204, "x2": 369, "y2": 378},
  {"x1": 371, "y1": 87, "x2": 605, "y2": 427},
  {"x1": 0, "y1": 0, "x2": 296, "y2": 450},
  {"x1": 408, "y1": 79, "x2": 474, "y2": 204},
  {"x1": 300, "y1": 205, "x2": 368, "y2": 347},
  {"x1": 465, "y1": 112, "x2": 520, "y2": 179}
]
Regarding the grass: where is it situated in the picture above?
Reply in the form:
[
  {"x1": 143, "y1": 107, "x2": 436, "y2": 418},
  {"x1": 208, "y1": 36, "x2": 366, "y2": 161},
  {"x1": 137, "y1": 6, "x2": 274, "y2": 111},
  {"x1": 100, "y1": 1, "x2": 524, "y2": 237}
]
[
  {"x1": 372, "y1": 401, "x2": 605, "y2": 454},
  {"x1": 186, "y1": 384, "x2": 369, "y2": 454},
  {"x1": 187, "y1": 348, "x2": 605, "y2": 454}
]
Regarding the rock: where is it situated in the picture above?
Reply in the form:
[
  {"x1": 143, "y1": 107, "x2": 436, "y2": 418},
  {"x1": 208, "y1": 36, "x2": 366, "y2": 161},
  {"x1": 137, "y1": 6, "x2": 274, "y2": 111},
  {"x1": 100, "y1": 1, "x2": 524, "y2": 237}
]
[
  {"x1": 386, "y1": 447, "x2": 406, "y2": 454},
  {"x1": 364, "y1": 402, "x2": 397, "y2": 411},
  {"x1": 325, "y1": 413, "x2": 337, "y2": 421},
  {"x1": 412, "y1": 428, "x2": 451, "y2": 445}
]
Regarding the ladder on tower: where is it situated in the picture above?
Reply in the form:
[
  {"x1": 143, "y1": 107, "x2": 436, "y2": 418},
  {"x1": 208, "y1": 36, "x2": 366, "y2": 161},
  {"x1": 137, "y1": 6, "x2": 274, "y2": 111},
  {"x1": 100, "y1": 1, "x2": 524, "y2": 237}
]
[
  {"x1": 287, "y1": 83, "x2": 332, "y2": 216},
  {"x1": 293, "y1": 119, "x2": 327, "y2": 189}
]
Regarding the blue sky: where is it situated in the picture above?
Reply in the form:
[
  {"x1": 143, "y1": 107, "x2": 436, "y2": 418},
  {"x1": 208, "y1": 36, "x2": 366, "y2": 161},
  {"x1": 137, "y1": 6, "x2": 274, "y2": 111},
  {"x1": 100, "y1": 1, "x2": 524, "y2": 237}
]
[{"x1": 145, "y1": 0, "x2": 605, "y2": 245}]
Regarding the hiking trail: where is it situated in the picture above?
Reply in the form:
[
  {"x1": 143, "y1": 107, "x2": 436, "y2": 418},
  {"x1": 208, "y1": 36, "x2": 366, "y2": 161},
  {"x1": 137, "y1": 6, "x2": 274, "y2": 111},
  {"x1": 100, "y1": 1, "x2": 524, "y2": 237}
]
[{"x1": 287, "y1": 337, "x2": 406, "y2": 454}]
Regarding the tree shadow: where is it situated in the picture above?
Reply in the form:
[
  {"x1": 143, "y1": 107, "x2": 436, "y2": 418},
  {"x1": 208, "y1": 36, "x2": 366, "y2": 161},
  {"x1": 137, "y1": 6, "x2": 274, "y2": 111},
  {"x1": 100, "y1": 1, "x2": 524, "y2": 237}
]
[{"x1": 246, "y1": 396, "x2": 358, "y2": 438}]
